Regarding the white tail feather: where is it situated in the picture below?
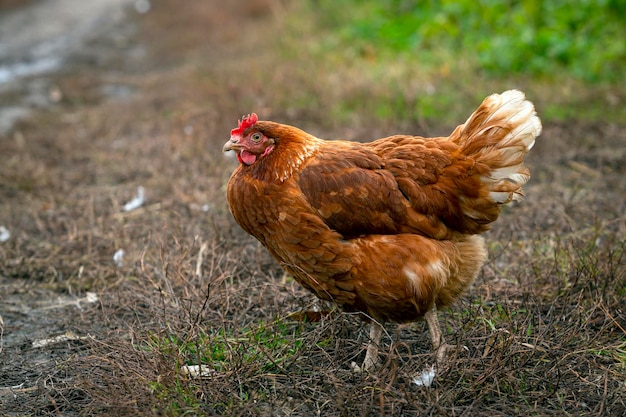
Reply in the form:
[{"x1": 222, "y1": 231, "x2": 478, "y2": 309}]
[{"x1": 452, "y1": 90, "x2": 542, "y2": 204}]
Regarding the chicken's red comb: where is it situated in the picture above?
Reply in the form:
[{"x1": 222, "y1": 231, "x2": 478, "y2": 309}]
[{"x1": 230, "y1": 113, "x2": 258, "y2": 136}]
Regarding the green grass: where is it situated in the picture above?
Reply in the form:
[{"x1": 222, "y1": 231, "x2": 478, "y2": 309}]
[
  {"x1": 278, "y1": 0, "x2": 626, "y2": 127},
  {"x1": 142, "y1": 320, "x2": 307, "y2": 415},
  {"x1": 146, "y1": 320, "x2": 307, "y2": 371},
  {"x1": 308, "y1": 0, "x2": 625, "y2": 83}
]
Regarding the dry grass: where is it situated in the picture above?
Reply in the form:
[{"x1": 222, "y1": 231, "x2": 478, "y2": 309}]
[{"x1": 1, "y1": 0, "x2": 625, "y2": 416}]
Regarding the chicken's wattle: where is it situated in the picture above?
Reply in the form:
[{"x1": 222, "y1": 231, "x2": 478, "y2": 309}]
[{"x1": 239, "y1": 150, "x2": 257, "y2": 165}]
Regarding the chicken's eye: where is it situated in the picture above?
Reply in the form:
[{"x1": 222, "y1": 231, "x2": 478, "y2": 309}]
[{"x1": 251, "y1": 133, "x2": 263, "y2": 143}]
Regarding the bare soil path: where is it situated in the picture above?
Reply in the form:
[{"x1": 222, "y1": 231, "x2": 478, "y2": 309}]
[{"x1": 0, "y1": 0, "x2": 138, "y2": 134}]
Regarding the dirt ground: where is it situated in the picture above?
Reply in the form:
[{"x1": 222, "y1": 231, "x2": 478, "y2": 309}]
[{"x1": 1, "y1": 1, "x2": 625, "y2": 416}]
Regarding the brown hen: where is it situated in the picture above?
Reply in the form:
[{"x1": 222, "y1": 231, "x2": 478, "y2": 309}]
[{"x1": 223, "y1": 90, "x2": 541, "y2": 373}]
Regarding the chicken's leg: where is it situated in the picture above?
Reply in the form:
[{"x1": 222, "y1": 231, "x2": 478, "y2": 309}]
[
  {"x1": 425, "y1": 304, "x2": 448, "y2": 364},
  {"x1": 412, "y1": 304, "x2": 449, "y2": 386},
  {"x1": 362, "y1": 320, "x2": 383, "y2": 371}
]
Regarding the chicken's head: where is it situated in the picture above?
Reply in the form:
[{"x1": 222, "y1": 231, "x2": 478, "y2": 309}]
[{"x1": 223, "y1": 113, "x2": 275, "y2": 165}]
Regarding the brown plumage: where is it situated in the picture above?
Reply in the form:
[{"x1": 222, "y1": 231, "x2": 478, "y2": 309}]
[{"x1": 223, "y1": 90, "x2": 541, "y2": 373}]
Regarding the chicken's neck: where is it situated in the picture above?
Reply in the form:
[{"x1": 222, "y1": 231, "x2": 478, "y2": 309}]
[{"x1": 248, "y1": 135, "x2": 321, "y2": 183}]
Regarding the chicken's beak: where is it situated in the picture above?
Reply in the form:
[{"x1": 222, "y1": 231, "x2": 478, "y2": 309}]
[{"x1": 222, "y1": 137, "x2": 240, "y2": 153}]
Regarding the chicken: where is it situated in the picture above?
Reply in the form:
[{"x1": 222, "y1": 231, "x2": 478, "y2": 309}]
[{"x1": 223, "y1": 90, "x2": 541, "y2": 373}]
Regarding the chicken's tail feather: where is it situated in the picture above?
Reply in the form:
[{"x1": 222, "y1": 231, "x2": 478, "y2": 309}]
[{"x1": 450, "y1": 89, "x2": 542, "y2": 204}]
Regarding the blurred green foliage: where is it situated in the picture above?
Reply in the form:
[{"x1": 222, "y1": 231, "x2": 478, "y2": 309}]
[{"x1": 311, "y1": 0, "x2": 626, "y2": 83}]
